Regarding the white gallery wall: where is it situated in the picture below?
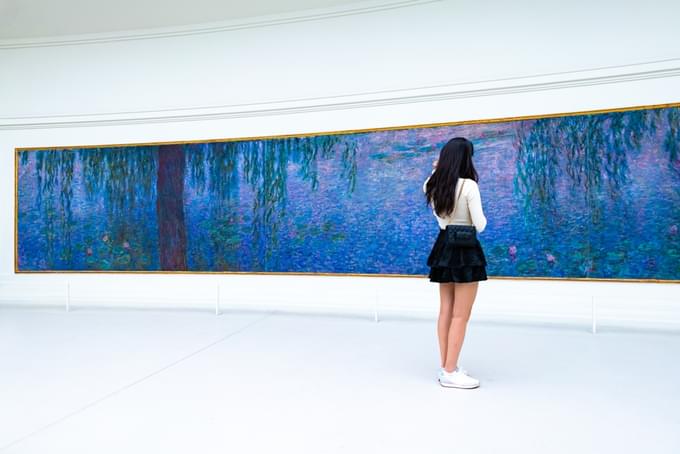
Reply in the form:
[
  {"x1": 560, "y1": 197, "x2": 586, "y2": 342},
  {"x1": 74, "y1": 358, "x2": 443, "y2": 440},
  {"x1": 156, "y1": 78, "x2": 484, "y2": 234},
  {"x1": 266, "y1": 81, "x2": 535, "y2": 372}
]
[{"x1": 1, "y1": 0, "x2": 679, "y2": 328}]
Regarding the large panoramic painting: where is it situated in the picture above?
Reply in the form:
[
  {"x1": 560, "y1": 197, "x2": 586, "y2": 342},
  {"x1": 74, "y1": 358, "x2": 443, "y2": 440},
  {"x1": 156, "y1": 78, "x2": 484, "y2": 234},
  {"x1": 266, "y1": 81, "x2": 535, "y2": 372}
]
[{"x1": 15, "y1": 104, "x2": 680, "y2": 281}]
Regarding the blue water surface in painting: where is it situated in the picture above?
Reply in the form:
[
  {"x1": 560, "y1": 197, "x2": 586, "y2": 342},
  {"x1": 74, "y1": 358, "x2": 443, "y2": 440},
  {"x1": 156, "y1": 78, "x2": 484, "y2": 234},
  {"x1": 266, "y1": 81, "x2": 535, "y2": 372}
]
[
  {"x1": 16, "y1": 108, "x2": 680, "y2": 280},
  {"x1": 17, "y1": 148, "x2": 160, "y2": 271}
]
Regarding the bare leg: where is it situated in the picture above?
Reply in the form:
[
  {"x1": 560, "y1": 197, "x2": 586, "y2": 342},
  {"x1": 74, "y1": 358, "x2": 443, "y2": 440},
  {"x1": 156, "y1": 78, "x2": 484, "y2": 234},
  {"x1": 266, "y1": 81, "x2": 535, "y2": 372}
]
[
  {"x1": 443, "y1": 281, "x2": 479, "y2": 373},
  {"x1": 437, "y1": 283, "x2": 455, "y2": 367}
]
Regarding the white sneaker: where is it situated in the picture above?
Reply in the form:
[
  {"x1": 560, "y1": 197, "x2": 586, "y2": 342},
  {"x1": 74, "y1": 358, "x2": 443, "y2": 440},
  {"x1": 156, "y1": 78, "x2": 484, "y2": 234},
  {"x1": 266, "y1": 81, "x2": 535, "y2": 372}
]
[
  {"x1": 438, "y1": 366, "x2": 469, "y2": 379},
  {"x1": 438, "y1": 367, "x2": 480, "y2": 389}
]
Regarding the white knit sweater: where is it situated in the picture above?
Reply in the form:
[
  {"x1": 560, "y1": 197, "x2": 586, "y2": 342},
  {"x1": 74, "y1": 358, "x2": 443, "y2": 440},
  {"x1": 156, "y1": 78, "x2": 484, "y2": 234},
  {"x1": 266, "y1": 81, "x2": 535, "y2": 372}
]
[{"x1": 422, "y1": 175, "x2": 488, "y2": 232}]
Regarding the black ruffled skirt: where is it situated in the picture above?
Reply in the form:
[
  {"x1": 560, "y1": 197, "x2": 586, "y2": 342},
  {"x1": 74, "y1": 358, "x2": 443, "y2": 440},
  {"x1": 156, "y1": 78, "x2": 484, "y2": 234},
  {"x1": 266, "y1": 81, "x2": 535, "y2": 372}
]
[{"x1": 427, "y1": 228, "x2": 488, "y2": 283}]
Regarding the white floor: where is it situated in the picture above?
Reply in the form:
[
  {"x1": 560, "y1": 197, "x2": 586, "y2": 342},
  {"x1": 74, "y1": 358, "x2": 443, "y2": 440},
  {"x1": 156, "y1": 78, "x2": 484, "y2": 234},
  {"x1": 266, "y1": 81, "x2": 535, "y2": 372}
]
[{"x1": 1, "y1": 306, "x2": 679, "y2": 454}]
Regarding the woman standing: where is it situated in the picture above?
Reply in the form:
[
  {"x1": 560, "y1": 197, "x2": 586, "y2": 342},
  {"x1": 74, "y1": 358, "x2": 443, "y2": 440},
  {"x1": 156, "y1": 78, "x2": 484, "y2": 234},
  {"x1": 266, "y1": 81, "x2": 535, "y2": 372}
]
[{"x1": 423, "y1": 137, "x2": 488, "y2": 389}]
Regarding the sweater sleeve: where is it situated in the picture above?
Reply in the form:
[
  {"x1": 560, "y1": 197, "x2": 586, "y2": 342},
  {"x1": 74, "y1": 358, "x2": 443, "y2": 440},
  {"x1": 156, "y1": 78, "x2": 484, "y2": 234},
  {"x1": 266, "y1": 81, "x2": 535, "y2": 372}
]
[
  {"x1": 422, "y1": 168, "x2": 436, "y2": 193},
  {"x1": 422, "y1": 175, "x2": 430, "y2": 194},
  {"x1": 466, "y1": 181, "x2": 487, "y2": 233}
]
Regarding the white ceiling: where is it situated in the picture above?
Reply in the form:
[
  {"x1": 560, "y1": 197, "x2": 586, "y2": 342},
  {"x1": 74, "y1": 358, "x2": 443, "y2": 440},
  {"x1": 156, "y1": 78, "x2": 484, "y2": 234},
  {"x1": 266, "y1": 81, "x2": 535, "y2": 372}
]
[{"x1": 0, "y1": 0, "x2": 369, "y2": 40}]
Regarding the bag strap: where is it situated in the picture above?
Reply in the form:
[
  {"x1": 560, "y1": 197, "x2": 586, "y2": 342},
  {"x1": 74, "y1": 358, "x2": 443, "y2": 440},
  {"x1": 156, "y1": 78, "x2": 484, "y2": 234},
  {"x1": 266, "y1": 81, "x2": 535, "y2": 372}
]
[{"x1": 453, "y1": 179, "x2": 465, "y2": 216}]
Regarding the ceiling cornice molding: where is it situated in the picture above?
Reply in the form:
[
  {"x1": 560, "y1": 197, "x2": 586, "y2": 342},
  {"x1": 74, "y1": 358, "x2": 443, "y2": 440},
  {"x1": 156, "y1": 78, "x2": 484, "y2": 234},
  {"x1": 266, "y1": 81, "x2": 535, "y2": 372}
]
[
  {"x1": 0, "y1": 0, "x2": 441, "y2": 50},
  {"x1": 1, "y1": 58, "x2": 679, "y2": 130}
]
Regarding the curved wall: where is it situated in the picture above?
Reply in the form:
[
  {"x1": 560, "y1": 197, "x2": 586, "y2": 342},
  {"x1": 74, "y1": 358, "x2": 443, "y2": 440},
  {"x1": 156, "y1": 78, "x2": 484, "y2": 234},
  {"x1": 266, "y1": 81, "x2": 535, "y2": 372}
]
[{"x1": 1, "y1": 0, "x2": 679, "y2": 327}]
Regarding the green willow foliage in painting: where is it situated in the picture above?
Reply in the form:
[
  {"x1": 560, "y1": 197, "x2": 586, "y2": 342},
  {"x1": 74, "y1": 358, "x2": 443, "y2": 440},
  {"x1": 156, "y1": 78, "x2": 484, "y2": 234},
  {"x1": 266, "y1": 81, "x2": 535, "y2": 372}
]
[
  {"x1": 512, "y1": 108, "x2": 679, "y2": 277},
  {"x1": 16, "y1": 105, "x2": 680, "y2": 280},
  {"x1": 19, "y1": 136, "x2": 357, "y2": 272}
]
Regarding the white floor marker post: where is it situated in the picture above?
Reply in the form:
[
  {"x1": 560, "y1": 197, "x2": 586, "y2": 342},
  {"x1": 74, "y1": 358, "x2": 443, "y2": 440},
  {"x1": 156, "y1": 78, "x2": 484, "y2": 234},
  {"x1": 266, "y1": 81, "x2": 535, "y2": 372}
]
[
  {"x1": 374, "y1": 286, "x2": 379, "y2": 323},
  {"x1": 66, "y1": 282, "x2": 71, "y2": 312},
  {"x1": 591, "y1": 296, "x2": 597, "y2": 334},
  {"x1": 216, "y1": 284, "x2": 221, "y2": 316}
]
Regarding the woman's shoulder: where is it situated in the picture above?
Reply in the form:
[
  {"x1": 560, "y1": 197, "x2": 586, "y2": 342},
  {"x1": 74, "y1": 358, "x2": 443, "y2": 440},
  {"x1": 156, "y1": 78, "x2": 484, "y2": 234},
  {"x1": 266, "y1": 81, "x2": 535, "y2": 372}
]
[
  {"x1": 459, "y1": 178, "x2": 479, "y2": 188},
  {"x1": 459, "y1": 178, "x2": 480, "y2": 195}
]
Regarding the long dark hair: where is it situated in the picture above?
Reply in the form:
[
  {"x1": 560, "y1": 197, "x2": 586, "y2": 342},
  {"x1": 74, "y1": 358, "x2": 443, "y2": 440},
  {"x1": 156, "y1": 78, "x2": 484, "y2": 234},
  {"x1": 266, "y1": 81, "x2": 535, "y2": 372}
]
[{"x1": 425, "y1": 137, "x2": 479, "y2": 217}]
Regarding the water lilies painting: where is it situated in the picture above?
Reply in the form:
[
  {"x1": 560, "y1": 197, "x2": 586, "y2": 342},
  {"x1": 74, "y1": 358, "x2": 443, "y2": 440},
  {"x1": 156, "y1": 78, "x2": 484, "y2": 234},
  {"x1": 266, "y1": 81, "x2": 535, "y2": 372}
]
[{"x1": 15, "y1": 103, "x2": 680, "y2": 281}]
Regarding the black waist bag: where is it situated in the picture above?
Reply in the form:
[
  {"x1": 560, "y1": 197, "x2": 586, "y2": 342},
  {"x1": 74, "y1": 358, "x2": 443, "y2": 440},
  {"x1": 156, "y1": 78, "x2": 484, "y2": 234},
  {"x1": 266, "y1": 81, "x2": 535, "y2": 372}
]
[
  {"x1": 444, "y1": 180, "x2": 477, "y2": 247},
  {"x1": 445, "y1": 224, "x2": 477, "y2": 247}
]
